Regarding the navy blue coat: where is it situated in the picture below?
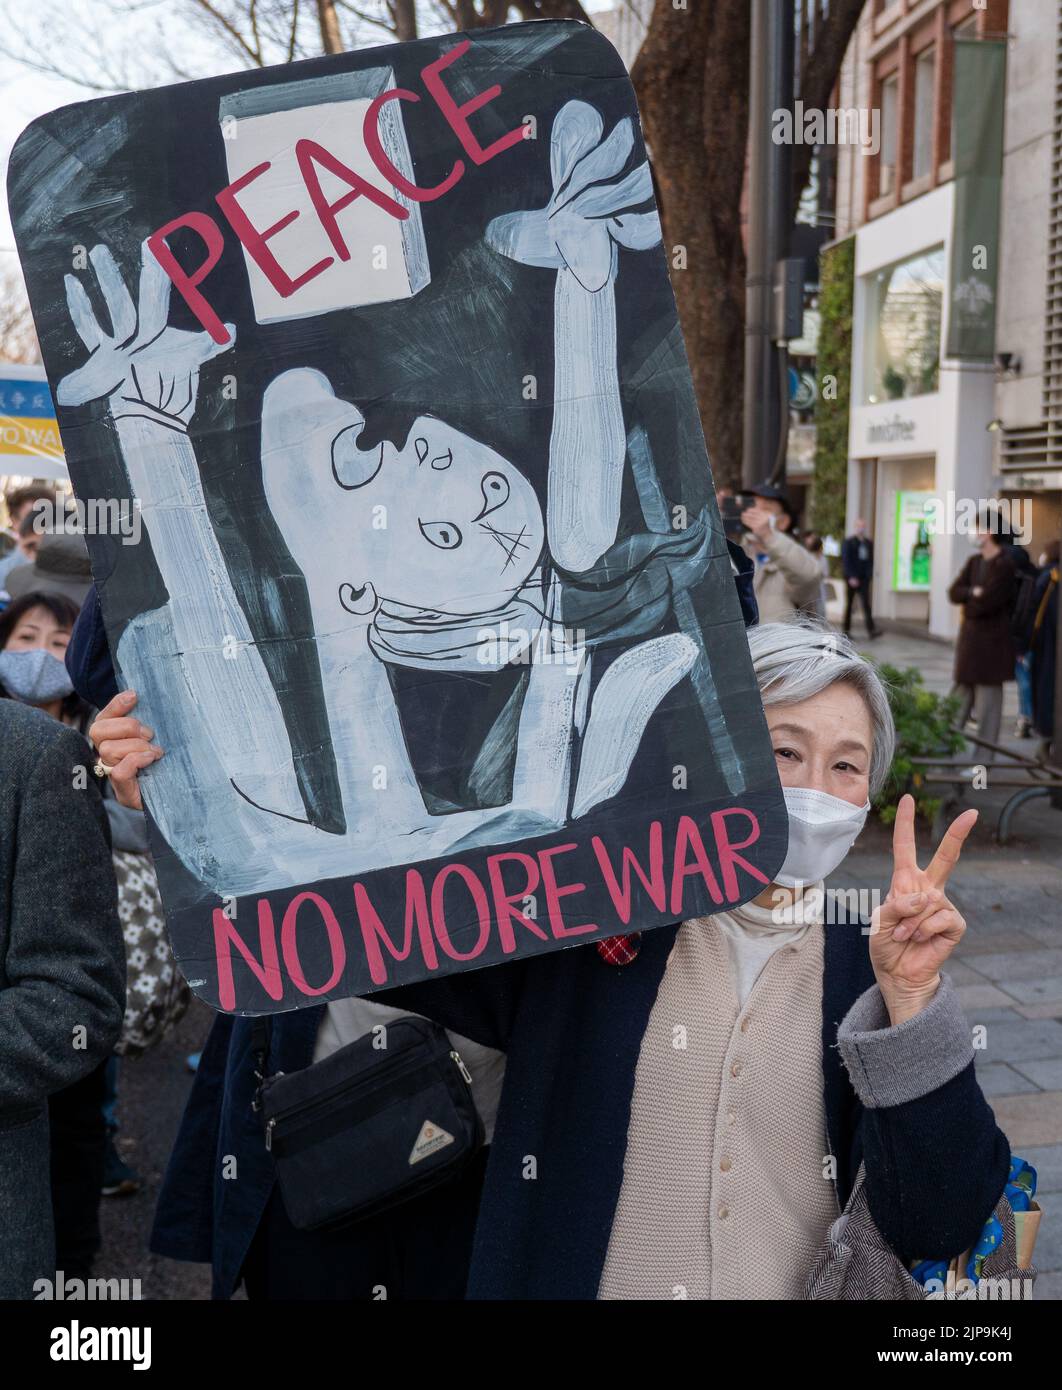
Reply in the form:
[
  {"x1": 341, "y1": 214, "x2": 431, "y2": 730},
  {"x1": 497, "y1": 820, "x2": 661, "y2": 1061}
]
[
  {"x1": 67, "y1": 564, "x2": 1009, "y2": 1298},
  {"x1": 841, "y1": 535, "x2": 874, "y2": 583},
  {"x1": 145, "y1": 917, "x2": 1010, "y2": 1299}
]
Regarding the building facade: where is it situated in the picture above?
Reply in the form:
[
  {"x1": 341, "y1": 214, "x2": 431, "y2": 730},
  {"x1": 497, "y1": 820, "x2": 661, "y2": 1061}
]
[
  {"x1": 994, "y1": 0, "x2": 1062, "y2": 563},
  {"x1": 831, "y1": 0, "x2": 1013, "y2": 639}
]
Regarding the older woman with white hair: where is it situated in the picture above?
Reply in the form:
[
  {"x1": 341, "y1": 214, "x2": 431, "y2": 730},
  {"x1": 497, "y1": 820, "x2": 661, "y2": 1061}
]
[{"x1": 105, "y1": 620, "x2": 1010, "y2": 1300}]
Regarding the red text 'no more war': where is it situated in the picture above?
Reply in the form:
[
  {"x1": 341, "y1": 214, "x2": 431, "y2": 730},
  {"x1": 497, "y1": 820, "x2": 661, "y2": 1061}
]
[{"x1": 212, "y1": 809, "x2": 770, "y2": 1010}]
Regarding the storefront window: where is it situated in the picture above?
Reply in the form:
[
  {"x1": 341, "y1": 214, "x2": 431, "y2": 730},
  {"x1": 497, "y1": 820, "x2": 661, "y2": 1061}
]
[{"x1": 864, "y1": 247, "x2": 945, "y2": 403}]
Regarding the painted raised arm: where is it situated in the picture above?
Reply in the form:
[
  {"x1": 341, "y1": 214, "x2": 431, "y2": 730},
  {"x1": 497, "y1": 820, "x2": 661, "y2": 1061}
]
[
  {"x1": 57, "y1": 243, "x2": 306, "y2": 827},
  {"x1": 486, "y1": 101, "x2": 662, "y2": 573}
]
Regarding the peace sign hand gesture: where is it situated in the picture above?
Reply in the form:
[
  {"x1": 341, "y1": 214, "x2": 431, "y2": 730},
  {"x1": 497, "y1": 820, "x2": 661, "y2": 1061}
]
[
  {"x1": 57, "y1": 241, "x2": 234, "y2": 429},
  {"x1": 869, "y1": 793, "x2": 979, "y2": 1025}
]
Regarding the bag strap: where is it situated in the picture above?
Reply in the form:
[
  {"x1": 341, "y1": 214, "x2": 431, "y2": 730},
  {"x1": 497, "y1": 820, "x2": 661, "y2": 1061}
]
[
  {"x1": 1033, "y1": 570, "x2": 1059, "y2": 637},
  {"x1": 250, "y1": 1015, "x2": 274, "y2": 1113}
]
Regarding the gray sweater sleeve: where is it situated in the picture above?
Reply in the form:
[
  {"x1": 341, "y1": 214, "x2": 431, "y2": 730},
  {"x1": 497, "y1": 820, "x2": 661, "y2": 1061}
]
[
  {"x1": 836, "y1": 973, "x2": 974, "y2": 1108},
  {"x1": 104, "y1": 795, "x2": 151, "y2": 853}
]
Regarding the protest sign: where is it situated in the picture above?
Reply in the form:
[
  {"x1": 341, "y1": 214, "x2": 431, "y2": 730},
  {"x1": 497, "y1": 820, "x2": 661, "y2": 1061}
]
[{"x1": 10, "y1": 20, "x2": 787, "y2": 1013}]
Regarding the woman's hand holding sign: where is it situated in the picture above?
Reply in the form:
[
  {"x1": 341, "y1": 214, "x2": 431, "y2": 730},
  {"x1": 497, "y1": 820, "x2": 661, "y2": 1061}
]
[
  {"x1": 869, "y1": 793, "x2": 978, "y2": 1025},
  {"x1": 90, "y1": 690, "x2": 163, "y2": 811}
]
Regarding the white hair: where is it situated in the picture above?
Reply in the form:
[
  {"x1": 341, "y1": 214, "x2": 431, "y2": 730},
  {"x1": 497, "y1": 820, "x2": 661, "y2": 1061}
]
[{"x1": 746, "y1": 618, "x2": 895, "y2": 795}]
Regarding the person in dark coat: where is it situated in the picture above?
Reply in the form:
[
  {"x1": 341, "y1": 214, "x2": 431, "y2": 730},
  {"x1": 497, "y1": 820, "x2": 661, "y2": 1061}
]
[
  {"x1": 0, "y1": 700, "x2": 125, "y2": 1299},
  {"x1": 0, "y1": 588, "x2": 118, "y2": 1278},
  {"x1": 947, "y1": 515, "x2": 1017, "y2": 757},
  {"x1": 71, "y1": 595, "x2": 1008, "y2": 1299},
  {"x1": 1000, "y1": 534, "x2": 1039, "y2": 737},
  {"x1": 64, "y1": 546, "x2": 761, "y2": 1301},
  {"x1": 841, "y1": 519, "x2": 880, "y2": 638},
  {"x1": 1030, "y1": 539, "x2": 1059, "y2": 742}
]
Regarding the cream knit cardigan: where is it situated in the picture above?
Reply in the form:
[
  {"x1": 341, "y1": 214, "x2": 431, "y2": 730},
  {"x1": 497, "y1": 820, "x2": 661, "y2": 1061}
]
[{"x1": 598, "y1": 896, "x2": 842, "y2": 1300}]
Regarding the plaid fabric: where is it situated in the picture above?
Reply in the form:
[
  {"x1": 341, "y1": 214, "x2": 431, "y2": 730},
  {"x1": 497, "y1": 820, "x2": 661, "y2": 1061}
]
[
  {"x1": 596, "y1": 933, "x2": 642, "y2": 966},
  {"x1": 803, "y1": 1163, "x2": 1031, "y2": 1300}
]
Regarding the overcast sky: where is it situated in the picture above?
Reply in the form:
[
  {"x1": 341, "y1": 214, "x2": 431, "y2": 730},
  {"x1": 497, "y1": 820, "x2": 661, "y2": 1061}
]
[{"x1": 0, "y1": 1, "x2": 617, "y2": 264}]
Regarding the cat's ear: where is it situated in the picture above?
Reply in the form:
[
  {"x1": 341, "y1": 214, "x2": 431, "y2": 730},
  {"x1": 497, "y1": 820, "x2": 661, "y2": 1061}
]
[{"x1": 338, "y1": 581, "x2": 378, "y2": 615}]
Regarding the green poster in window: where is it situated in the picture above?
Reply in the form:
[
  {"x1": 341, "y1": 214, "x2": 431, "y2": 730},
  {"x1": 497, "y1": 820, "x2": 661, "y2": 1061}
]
[
  {"x1": 893, "y1": 492, "x2": 933, "y2": 592},
  {"x1": 946, "y1": 39, "x2": 1005, "y2": 360}
]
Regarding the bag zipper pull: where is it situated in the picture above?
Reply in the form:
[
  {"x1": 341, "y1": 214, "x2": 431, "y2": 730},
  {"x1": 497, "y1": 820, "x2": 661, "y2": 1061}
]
[
  {"x1": 450, "y1": 1049, "x2": 473, "y2": 1085},
  {"x1": 265, "y1": 1117, "x2": 276, "y2": 1152}
]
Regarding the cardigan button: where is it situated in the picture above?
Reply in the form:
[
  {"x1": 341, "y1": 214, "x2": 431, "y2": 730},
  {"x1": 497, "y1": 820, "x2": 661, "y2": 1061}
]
[
  {"x1": 720, "y1": 1156, "x2": 732, "y2": 1172},
  {"x1": 730, "y1": 1060, "x2": 742, "y2": 1078},
  {"x1": 726, "y1": 1111, "x2": 736, "y2": 1126},
  {"x1": 739, "y1": 1015, "x2": 751, "y2": 1033},
  {"x1": 717, "y1": 1204, "x2": 730, "y2": 1220}
]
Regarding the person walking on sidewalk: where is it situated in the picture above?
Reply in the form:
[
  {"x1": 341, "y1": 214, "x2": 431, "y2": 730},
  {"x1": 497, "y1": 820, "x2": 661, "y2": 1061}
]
[
  {"x1": 947, "y1": 511, "x2": 1018, "y2": 759},
  {"x1": 1030, "y1": 539, "x2": 1059, "y2": 743},
  {"x1": 1001, "y1": 531, "x2": 1039, "y2": 739},
  {"x1": 841, "y1": 520, "x2": 880, "y2": 638}
]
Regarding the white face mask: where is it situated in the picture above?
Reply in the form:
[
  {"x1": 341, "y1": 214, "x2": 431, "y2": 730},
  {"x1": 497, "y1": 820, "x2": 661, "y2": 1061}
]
[{"x1": 775, "y1": 786, "x2": 869, "y2": 888}]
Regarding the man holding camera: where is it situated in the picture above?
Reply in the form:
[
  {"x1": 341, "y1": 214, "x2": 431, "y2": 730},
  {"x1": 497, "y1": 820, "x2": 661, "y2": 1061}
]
[{"x1": 737, "y1": 483, "x2": 823, "y2": 623}]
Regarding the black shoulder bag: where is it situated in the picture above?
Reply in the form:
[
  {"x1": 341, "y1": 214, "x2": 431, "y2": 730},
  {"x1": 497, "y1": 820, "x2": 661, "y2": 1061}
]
[{"x1": 252, "y1": 1014, "x2": 484, "y2": 1231}]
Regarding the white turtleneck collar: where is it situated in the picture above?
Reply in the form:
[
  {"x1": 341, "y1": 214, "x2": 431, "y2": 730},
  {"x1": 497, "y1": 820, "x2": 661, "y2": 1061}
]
[{"x1": 687, "y1": 882, "x2": 826, "y2": 1008}]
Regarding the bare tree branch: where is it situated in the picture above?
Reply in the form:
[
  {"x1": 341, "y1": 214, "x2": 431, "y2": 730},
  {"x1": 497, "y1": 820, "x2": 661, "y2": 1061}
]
[
  {"x1": 335, "y1": 0, "x2": 401, "y2": 38},
  {"x1": 189, "y1": 0, "x2": 265, "y2": 64},
  {"x1": 0, "y1": 264, "x2": 42, "y2": 364}
]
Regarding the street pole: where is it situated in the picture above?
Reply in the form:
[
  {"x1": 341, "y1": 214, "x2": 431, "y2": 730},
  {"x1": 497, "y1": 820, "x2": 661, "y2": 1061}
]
[{"x1": 743, "y1": 0, "x2": 794, "y2": 492}]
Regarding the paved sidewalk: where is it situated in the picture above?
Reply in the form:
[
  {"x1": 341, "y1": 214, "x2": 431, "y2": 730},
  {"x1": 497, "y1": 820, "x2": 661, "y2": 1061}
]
[{"x1": 831, "y1": 623, "x2": 1062, "y2": 1297}]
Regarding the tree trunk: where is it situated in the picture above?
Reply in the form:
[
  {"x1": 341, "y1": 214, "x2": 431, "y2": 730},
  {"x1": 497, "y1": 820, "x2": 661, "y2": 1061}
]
[
  {"x1": 633, "y1": 0, "x2": 751, "y2": 492},
  {"x1": 391, "y1": 0, "x2": 418, "y2": 42},
  {"x1": 317, "y1": 0, "x2": 344, "y2": 53}
]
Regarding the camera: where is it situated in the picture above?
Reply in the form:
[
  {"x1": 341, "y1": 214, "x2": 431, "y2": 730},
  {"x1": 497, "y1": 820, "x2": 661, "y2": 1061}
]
[{"x1": 719, "y1": 492, "x2": 754, "y2": 540}]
